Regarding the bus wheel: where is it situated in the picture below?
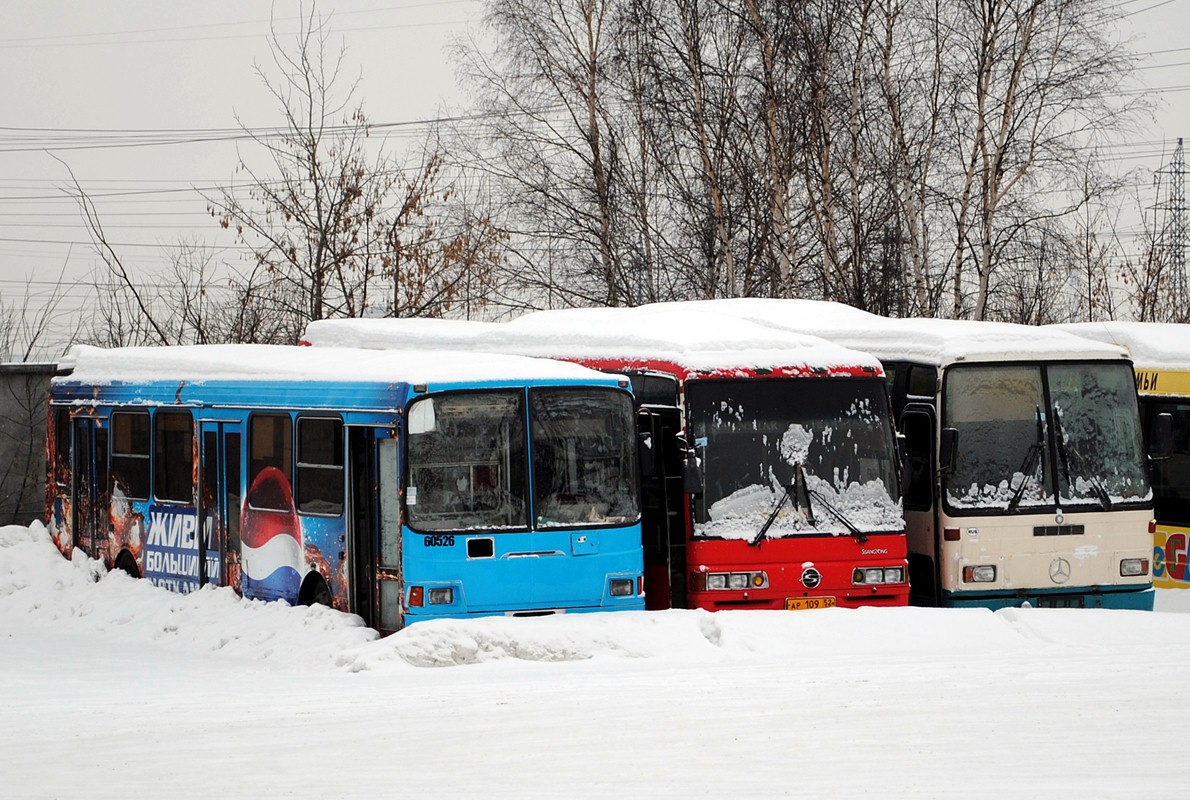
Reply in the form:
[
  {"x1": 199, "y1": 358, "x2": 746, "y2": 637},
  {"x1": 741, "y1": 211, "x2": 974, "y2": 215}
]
[
  {"x1": 114, "y1": 551, "x2": 140, "y2": 579},
  {"x1": 300, "y1": 574, "x2": 332, "y2": 607}
]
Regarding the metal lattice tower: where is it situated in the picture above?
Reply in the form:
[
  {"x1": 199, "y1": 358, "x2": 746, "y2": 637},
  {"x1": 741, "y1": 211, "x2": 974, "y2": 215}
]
[{"x1": 1156, "y1": 138, "x2": 1188, "y2": 315}]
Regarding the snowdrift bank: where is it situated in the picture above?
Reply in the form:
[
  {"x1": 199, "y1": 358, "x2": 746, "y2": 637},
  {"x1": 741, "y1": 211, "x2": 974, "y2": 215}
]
[
  {"x1": 7, "y1": 522, "x2": 1190, "y2": 799},
  {"x1": 3, "y1": 522, "x2": 1182, "y2": 674}
]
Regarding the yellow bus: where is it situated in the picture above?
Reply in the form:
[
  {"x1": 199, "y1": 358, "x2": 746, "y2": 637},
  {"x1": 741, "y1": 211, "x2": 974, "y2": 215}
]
[{"x1": 1058, "y1": 322, "x2": 1185, "y2": 591}]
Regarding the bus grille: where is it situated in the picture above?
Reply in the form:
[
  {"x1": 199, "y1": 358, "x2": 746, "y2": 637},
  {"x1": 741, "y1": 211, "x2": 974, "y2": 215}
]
[{"x1": 1033, "y1": 524, "x2": 1085, "y2": 537}]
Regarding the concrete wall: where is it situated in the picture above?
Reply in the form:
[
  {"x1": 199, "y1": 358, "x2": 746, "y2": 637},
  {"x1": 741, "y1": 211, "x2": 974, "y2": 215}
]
[{"x1": 0, "y1": 364, "x2": 54, "y2": 525}]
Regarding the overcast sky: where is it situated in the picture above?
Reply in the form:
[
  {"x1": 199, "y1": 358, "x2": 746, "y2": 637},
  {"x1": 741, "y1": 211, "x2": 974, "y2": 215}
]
[{"x1": 0, "y1": 0, "x2": 1186, "y2": 356}]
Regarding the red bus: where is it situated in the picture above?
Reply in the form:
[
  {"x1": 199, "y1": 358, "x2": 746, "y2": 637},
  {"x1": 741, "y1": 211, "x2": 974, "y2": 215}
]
[{"x1": 303, "y1": 305, "x2": 908, "y2": 611}]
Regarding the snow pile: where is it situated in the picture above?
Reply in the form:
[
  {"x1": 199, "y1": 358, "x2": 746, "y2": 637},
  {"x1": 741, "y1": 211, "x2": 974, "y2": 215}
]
[
  {"x1": 1057, "y1": 320, "x2": 1190, "y2": 371},
  {"x1": 8, "y1": 521, "x2": 1186, "y2": 675},
  {"x1": 59, "y1": 342, "x2": 610, "y2": 387},
  {"x1": 667, "y1": 297, "x2": 1130, "y2": 365},
  {"x1": 0, "y1": 523, "x2": 377, "y2": 668},
  {"x1": 302, "y1": 305, "x2": 885, "y2": 374},
  {"x1": 7, "y1": 521, "x2": 1190, "y2": 798}
]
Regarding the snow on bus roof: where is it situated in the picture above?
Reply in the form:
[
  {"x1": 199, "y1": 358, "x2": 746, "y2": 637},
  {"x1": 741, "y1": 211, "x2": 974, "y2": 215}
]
[
  {"x1": 1055, "y1": 321, "x2": 1190, "y2": 371},
  {"x1": 659, "y1": 298, "x2": 1128, "y2": 366},
  {"x1": 302, "y1": 306, "x2": 884, "y2": 373},
  {"x1": 55, "y1": 343, "x2": 616, "y2": 386}
]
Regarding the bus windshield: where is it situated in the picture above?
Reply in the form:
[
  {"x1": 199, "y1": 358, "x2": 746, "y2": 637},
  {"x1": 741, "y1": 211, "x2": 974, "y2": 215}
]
[
  {"x1": 406, "y1": 391, "x2": 530, "y2": 532},
  {"x1": 406, "y1": 388, "x2": 639, "y2": 532},
  {"x1": 531, "y1": 388, "x2": 640, "y2": 528},
  {"x1": 1048, "y1": 363, "x2": 1150, "y2": 508},
  {"x1": 943, "y1": 362, "x2": 1150, "y2": 512},
  {"x1": 686, "y1": 378, "x2": 902, "y2": 540}
]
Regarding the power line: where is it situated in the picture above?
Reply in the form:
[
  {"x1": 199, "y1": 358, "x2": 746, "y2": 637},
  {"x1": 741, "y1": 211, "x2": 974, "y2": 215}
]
[
  {"x1": 1126, "y1": 0, "x2": 1179, "y2": 15},
  {"x1": 0, "y1": 2, "x2": 478, "y2": 47}
]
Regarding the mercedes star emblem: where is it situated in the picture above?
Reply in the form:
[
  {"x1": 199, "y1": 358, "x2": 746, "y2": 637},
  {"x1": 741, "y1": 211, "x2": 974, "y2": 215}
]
[{"x1": 1049, "y1": 557, "x2": 1072, "y2": 584}]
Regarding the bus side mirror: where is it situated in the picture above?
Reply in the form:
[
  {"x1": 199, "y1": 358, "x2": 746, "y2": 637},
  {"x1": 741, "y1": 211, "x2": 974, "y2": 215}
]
[
  {"x1": 683, "y1": 459, "x2": 703, "y2": 495},
  {"x1": 896, "y1": 432, "x2": 909, "y2": 499},
  {"x1": 638, "y1": 431, "x2": 657, "y2": 478},
  {"x1": 938, "y1": 427, "x2": 959, "y2": 474},
  {"x1": 1150, "y1": 412, "x2": 1173, "y2": 460},
  {"x1": 676, "y1": 434, "x2": 703, "y2": 495}
]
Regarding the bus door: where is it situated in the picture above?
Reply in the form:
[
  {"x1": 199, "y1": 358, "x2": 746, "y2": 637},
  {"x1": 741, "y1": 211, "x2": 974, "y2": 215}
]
[
  {"x1": 347, "y1": 426, "x2": 385, "y2": 629},
  {"x1": 71, "y1": 416, "x2": 108, "y2": 561},
  {"x1": 372, "y1": 432, "x2": 403, "y2": 633},
  {"x1": 637, "y1": 405, "x2": 686, "y2": 609},
  {"x1": 198, "y1": 421, "x2": 241, "y2": 591},
  {"x1": 899, "y1": 403, "x2": 939, "y2": 605}
]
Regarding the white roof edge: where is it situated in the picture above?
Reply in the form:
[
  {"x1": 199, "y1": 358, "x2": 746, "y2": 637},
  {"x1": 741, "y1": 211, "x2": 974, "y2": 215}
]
[
  {"x1": 303, "y1": 307, "x2": 885, "y2": 373},
  {"x1": 650, "y1": 299, "x2": 1129, "y2": 366},
  {"x1": 1054, "y1": 321, "x2": 1190, "y2": 370},
  {"x1": 55, "y1": 343, "x2": 620, "y2": 386}
]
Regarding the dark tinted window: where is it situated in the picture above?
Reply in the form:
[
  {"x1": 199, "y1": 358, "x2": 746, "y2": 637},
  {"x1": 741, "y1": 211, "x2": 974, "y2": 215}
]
[
  {"x1": 154, "y1": 410, "x2": 194, "y2": 503},
  {"x1": 297, "y1": 417, "x2": 344, "y2": 516},
  {"x1": 1146, "y1": 399, "x2": 1190, "y2": 526},
  {"x1": 248, "y1": 414, "x2": 293, "y2": 512},
  {"x1": 111, "y1": 411, "x2": 150, "y2": 500}
]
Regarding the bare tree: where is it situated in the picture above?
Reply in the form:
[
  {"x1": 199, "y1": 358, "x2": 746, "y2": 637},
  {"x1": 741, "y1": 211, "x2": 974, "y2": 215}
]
[
  {"x1": 942, "y1": 0, "x2": 1141, "y2": 319},
  {"x1": 206, "y1": 7, "x2": 393, "y2": 332},
  {"x1": 455, "y1": 0, "x2": 639, "y2": 308}
]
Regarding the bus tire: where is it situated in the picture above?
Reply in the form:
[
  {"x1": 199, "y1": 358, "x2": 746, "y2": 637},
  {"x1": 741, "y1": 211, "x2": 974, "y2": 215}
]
[
  {"x1": 114, "y1": 550, "x2": 140, "y2": 579},
  {"x1": 299, "y1": 573, "x2": 333, "y2": 607}
]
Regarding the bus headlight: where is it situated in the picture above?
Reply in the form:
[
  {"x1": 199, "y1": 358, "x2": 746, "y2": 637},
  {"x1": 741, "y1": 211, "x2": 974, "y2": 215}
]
[
  {"x1": 1120, "y1": 558, "x2": 1150, "y2": 577},
  {"x1": 609, "y1": 578, "x2": 635, "y2": 596},
  {"x1": 705, "y1": 571, "x2": 769, "y2": 590},
  {"x1": 852, "y1": 566, "x2": 905, "y2": 585},
  {"x1": 962, "y1": 565, "x2": 997, "y2": 583},
  {"x1": 428, "y1": 587, "x2": 454, "y2": 605}
]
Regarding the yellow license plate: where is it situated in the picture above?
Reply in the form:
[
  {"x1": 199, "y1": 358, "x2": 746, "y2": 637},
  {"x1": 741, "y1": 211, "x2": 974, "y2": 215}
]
[{"x1": 785, "y1": 596, "x2": 837, "y2": 610}]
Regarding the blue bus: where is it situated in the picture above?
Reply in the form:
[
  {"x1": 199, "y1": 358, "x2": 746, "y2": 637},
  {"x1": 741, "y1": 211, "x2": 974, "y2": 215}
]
[{"x1": 45, "y1": 344, "x2": 644, "y2": 633}]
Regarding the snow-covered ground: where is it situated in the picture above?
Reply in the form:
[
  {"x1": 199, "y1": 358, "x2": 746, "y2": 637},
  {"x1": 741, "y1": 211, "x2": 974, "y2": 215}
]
[{"x1": 2, "y1": 521, "x2": 1184, "y2": 799}]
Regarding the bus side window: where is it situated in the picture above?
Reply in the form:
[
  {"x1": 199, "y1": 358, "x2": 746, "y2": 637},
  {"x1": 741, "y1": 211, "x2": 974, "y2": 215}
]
[
  {"x1": 53, "y1": 407, "x2": 71, "y2": 487},
  {"x1": 111, "y1": 411, "x2": 151, "y2": 500},
  {"x1": 296, "y1": 417, "x2": 344, "y2": 516},
  {"x1": 1149, "y1": 401, "x2": 1190, "y2": 527},
  {"x1": 154, "y1": 410, "x2": 194, "y2": 503},
  {"x1": 248, "y1": 413, "x2": 294, "y2": 511},
  {"x1": 906, "y1": 366, "x2": 937, "y2": 399}
]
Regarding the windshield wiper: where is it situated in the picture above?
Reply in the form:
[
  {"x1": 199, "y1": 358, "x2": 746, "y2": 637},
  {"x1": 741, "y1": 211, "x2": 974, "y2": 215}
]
[
  {"x1": 1007, "y1": 406, "x2": 1045, "y2": 513},
  {"x1": 1052, "y1": 412, "x2": 1112, "y2": 511},
  {"x1": 804, "y1": 485, "x2": 869, "y2": 544},
  {"x1": 751, "y1": 463, "x2": 869, "y2": 546},
  {"x1": 750, "y1": 464, "x2": 813, "y2": 547},
  {"x1": 750, "y1": 483, "x2": 793, "y2": 547}
]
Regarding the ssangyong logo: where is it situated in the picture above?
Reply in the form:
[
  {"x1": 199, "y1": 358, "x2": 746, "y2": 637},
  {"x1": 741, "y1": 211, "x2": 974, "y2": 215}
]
[{"x1": 801, "y1": 567, "x2": 822, "y2": 589}]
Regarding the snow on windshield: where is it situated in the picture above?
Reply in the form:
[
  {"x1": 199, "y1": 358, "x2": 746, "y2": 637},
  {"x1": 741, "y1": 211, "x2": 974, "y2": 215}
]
[
  {"x1": 689, "y1": 381, "x2": 903, "y2": 539},
  {"x1": 1049, "y1": 363, "x2": 1151, "y2": 506},
  {"x1": 944, "y1": 362, "x2": 1150, "y2": 510}
]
